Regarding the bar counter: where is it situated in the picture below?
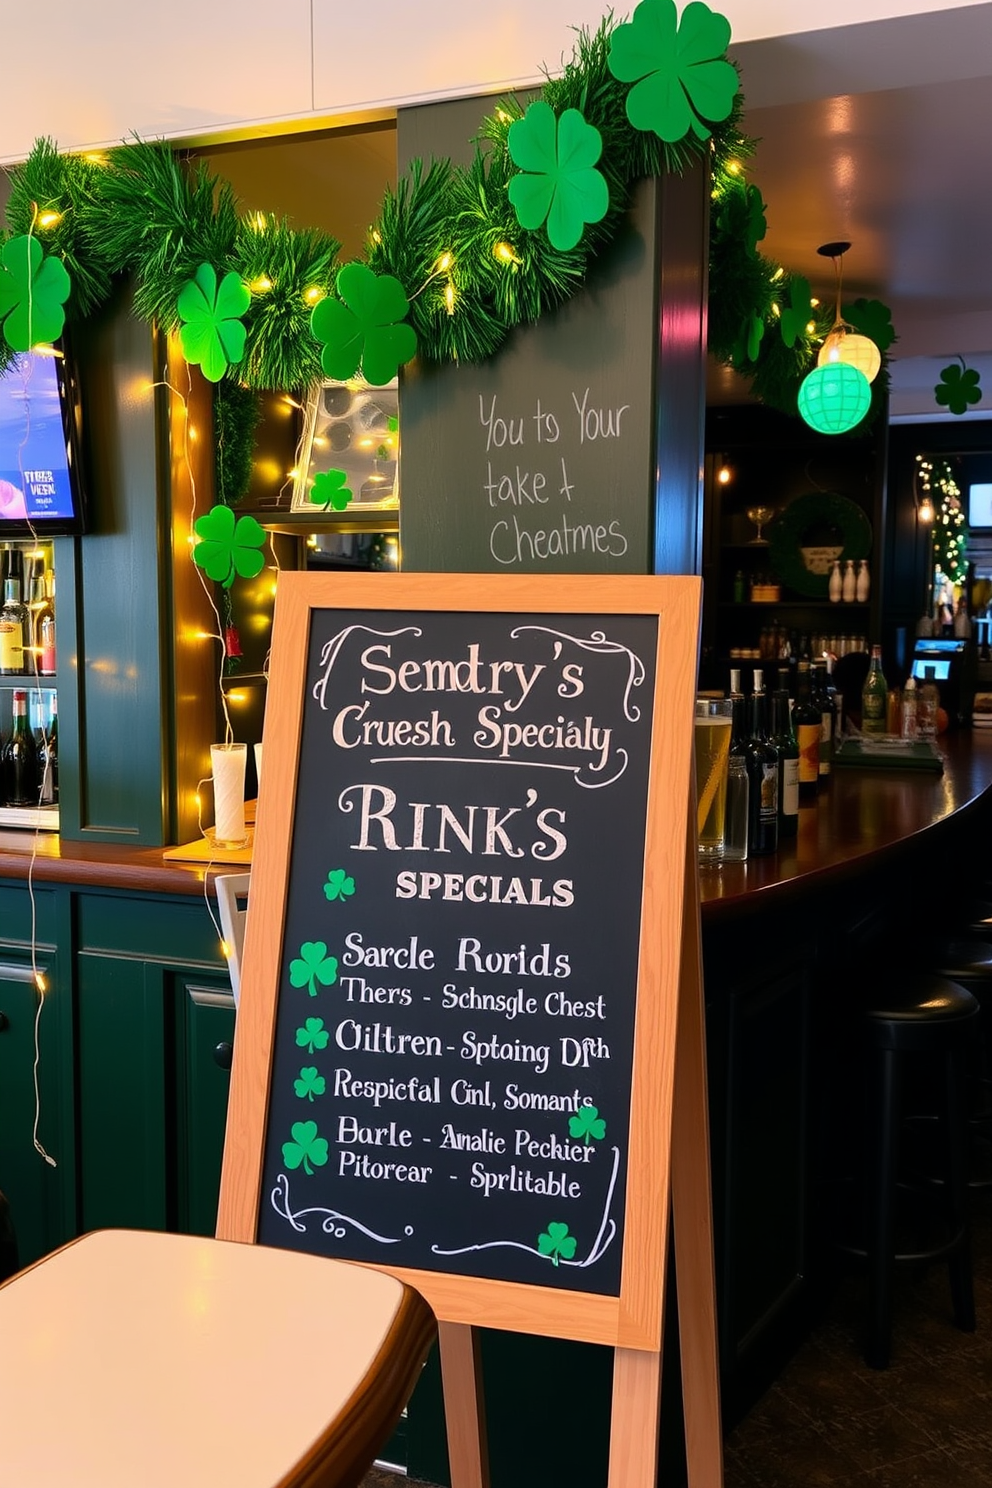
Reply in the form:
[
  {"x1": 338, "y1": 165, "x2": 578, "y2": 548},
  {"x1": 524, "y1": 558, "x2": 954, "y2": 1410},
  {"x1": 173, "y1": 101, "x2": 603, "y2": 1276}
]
[{"x1": 3, "y1": 728, "x2": 992, "y2": 907}]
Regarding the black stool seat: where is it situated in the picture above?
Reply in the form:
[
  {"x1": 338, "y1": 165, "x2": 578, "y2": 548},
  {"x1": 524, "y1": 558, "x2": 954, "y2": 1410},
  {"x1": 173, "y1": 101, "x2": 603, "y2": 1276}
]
[
  {"x1": 931, "y1": 937, "x2": 992, "y2": 984},
  {"x1": 852, "y1": 974, "x2": 978, "y2": 1368}
]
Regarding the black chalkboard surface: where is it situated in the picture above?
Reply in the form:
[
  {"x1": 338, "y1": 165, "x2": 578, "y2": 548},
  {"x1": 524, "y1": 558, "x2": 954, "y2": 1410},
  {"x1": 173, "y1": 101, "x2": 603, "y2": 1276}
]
[
  {"x1": 256, "y1": 606, "x2": 657, "y2": 1296},
  {"x1": 221, "y1": 572, "x2": 703, "y2": 1355}
]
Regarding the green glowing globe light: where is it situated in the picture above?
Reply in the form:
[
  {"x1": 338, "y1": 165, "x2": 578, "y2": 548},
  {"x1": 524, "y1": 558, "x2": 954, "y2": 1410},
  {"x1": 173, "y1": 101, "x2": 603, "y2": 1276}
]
[{"x1": 797, "y1": 362, "x2": 872, "y2": 434}]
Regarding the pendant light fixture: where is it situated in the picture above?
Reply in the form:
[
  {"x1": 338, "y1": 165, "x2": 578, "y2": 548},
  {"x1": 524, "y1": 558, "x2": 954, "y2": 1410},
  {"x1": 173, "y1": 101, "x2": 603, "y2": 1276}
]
[{"x1": 797, "y1": 241, "x2": 875, "y2": 435}]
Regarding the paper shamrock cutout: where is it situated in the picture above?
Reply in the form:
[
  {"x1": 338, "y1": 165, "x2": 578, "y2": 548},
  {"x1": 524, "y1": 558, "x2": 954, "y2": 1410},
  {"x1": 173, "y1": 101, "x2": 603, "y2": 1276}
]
[
  {"x1": 310, "y1": 469, "x2": 353, "y2": 512},
  {"x1": 537, "y1": 1221, "x2": 577, "y2": 1266},
  {"x1": 732, "y1": 311, "x2": 764, "y2": 366},
  {"x1": 607, "y1": 0, "x2": 738, "y2": 143},
  {"x1": 779, "y1": 275, "x2": 812, "y2": 349},
  {"x1": 282, "y1": 1120, "x2": 329, "y2": 1175},
  {"x1": 716, "y1": 181, "x2": 766, "y2": 258},
  {"x1": 0, "y1": 235, "x2": 71, "y2": 351},
  {"x1": 507, "y1": 101, "x2": 609, "y2": 253},
  {"x1": 935, "y1": 360, "x2": 982, "y2": 416},
  {"x1": 310, "y1": 263, "x2": 416, "y2": 387},
  {"x1": 844, "y1": 297, "x2": 896, "y2": 353},
  {"x1": 177, "y1": 264, "x2": 250, "y2": 382},
  {"x1": 191, "y1": 503, "x2": 266, "y2": 589},
  {"x1": 289, "y1": 940, "x2": 339, "y2": 996}
]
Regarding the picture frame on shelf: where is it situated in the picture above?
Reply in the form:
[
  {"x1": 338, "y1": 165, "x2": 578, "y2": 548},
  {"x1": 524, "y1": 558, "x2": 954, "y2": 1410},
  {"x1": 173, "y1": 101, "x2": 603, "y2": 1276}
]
[{"x1": 290, "y1": 377, "x2": 399, "y2": 517}]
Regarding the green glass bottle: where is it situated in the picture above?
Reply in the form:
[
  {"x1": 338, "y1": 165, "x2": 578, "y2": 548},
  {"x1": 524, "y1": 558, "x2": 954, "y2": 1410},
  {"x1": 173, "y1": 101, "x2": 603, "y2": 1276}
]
[{"x1": 862, "y1": 645, "x2": 888, "y2": 735}]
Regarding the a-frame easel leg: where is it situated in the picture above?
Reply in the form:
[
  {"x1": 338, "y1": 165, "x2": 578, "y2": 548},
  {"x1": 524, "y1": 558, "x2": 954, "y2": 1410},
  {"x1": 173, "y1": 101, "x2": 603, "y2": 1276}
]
[
  {"x1": 438, "y1": 1321, "x2": 490, "y2": 1488},
  {"x1": 608, "y1": 1344, "x2": 663, "y2": 1488},
  {"x1": 671, "y1": 829, "x2": 724, "y2": 1485}
]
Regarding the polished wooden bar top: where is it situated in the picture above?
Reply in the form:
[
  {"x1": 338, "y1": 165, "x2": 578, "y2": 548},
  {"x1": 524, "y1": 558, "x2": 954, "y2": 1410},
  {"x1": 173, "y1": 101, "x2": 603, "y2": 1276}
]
[{"x1": 3, "y1": 731, "x2": 992, "y2": 914}]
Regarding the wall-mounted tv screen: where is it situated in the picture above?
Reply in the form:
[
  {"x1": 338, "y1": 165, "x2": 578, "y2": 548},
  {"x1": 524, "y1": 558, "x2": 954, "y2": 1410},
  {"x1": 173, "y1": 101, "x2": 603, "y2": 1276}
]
[
  {"x1": 0, "y1": 347, "x2": 86, "y2": 536},
  {"x1": 969, "y1": 481, "x2": 992, "y2": 530}
]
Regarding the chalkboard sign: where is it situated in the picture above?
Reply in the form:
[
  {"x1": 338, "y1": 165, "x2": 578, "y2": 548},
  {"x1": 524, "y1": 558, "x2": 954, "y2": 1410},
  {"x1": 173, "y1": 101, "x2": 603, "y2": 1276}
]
[{"x1": 219, "y1": 572, "x2": 702, "y2": 1353}]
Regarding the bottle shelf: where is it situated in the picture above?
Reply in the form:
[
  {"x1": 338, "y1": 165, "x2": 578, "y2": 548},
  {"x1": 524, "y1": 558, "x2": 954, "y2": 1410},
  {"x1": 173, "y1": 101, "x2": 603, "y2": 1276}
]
[
  {"x1": 719, "y1": 601, "x2": 869, "y2": 610},
  {"x1": 0, "y1": 804, "x2": 58, "y2": 832},
  {"x1": 0, "y1": 675, "x2": 59, "y2": 687}
]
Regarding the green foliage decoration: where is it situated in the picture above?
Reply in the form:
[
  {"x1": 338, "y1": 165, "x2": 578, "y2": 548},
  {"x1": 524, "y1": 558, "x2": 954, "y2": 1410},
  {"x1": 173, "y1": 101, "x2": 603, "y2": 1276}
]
[
  {"x1": 0, "y1": 5, "x2": 895, "y2": 427},
  {"x1": 0, "y1": 235, "x2": 72, "y2": 350},
  {"x1": 214, "y1": 382, "x2": 262, "y2": 506}
]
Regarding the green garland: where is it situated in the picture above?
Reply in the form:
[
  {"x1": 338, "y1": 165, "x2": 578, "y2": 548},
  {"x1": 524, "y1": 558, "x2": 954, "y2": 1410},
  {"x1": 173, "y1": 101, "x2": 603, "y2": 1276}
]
[{"x1": 0, "y1": 4, "x2": 895, "y2": 430}]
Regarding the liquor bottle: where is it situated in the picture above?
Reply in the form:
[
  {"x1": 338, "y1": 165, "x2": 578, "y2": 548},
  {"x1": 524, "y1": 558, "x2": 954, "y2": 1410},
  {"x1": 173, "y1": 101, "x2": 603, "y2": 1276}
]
[
  {"x1": 792, "y1": 659, "x2": 821, "y2": 800},
  {"x1": 862, "y1": 645, "x2": 888, "y2": 735},
  {"x1": 38, "y1": 695, "x2": 58, "y2": 806},
  {"x1": 724, "y1": 668, "x2": 749, "y2": 861},
  {"x1": 744, "y1": 669, "x2": 779, "y2": 856},
  {"x1": 812, "y1": 659, "x2": 835, "y2": 780},
  {"x1": 34, "y1": 568, "x2": 56, "y2": 676},
  {"x1": 0, "y1": 571, "x2": 27, "y2": 675},
  {"x1": 901, "y1": 676, "x2": 919, "y2": 740},
  {"x1": 770, "y1": 680, "x2": 799, "y2": 839},
  {"x1": 2, "y1": 688, "x2": 39, "y2": 806},
  {"x1": 917, "y1": 665, "x2": 940, "y2": 741}
]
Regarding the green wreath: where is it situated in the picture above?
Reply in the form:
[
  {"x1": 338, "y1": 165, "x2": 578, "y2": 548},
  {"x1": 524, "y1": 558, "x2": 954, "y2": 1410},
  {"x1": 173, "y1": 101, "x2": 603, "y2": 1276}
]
[{"x1": 766, "y1": 491, "x2": 872, "y2": 599}]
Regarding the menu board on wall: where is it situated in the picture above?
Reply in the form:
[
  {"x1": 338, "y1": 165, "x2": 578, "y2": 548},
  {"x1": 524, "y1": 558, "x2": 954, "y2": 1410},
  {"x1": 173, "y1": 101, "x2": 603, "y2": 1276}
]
[{"x1": 219, "y1": 572, "x2": 701, "y2": 1351}]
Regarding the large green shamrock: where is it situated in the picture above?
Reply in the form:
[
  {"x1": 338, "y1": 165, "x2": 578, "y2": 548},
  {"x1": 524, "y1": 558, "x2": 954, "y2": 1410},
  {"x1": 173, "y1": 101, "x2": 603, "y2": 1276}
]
[
  {"x1": 779, "y1": 275, "x2": 812, "y2": 349},
  {"x1": 282, "y1": 1120, "x2": 329, "y2": 1175},
  {"x1": 537, "y1": 1221, "x2": 577, "y2": 1267},
  {"x1": 191, "y1": 503, "x2": 267, "y2": 589},
  {"x1": 507, "y1": 101, "x2": 609, "y2": 253},
  {"x1": 310, "y1": 469, "x2": 353, "y2": 512},
  {"x1": 324, "y1": 868, "x2": 356, "y2": 902},
  {"x1": 294, "y1": 1067, "x2": 327, "y2": 1102},
  {"x1": 569, "y1": 1104, "x2": 607, "y2": 1145},
  {"x1": 607, "y1": 0, "x2": 738, "y2": 143},
  {"x1": 935, "y1": 360, "x2": 983, "y2": 416},
  {"x1": 716, "y1": 182, "x2": 766, "y2": 258},
  {"x1": 844, "y1": 297, "x2": 896, "y2": 353},
  {"x1": 289, "y1": 941, "x2": 339, "y2": 996},
  {"x1": 0, "y1": 235, "x2": 71, "y2": 351},
  {"x1": 295, "y1": 1017, "x2": 330, "y2": 1054},
  {"x1": 310, "y1": 263, "x2": 416, "y2": 387},
  {"x1": 177, "y1": 263, "x2": 250, "y2": 382}
]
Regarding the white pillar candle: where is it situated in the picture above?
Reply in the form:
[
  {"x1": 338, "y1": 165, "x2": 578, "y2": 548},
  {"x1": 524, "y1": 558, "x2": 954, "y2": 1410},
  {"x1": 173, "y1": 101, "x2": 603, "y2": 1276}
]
[
  {"x1": 211, "y1": 743, "x2": 247, "y2": 847},
  {"x1": 254, "y1": 741, "x2": 263, "y2": 794}
]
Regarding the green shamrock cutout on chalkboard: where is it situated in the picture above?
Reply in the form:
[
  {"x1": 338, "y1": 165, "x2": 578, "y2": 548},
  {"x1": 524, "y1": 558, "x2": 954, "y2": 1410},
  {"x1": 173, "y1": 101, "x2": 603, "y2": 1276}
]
[
  {"x1": 294, "y1": 1067, "x2": 327, "y2": 1102},
  {"x1": 569, "y1": 1105, "x2": 606, "y2": 1145},
  {"x1": 507, "y1": 101, "x2": 609, "y2": 253},
  {"x1": 310, "y1": 262, "x2": 417, "y2": 387},
  {"x1": 282, "y1": 1120, "x2": 329, "y2": 1175},
  {"x1": 177, "y1": 263, "x2": 250, "y2": 382},
  {"x1": 309, "y1": 469, "x2": 353, "y2": 512},
  {"x1": 607, "y1": 0, "x2": 738, "y2": 143},
  {"x1": 324, "y1": 868, "x2": 356, "y2": 902},
  {"x1": 192, "y1": 504, "x2": 267, "y2": 589},
  {"x1": 0, "y1": 234, "x2": 72, "y2": 351},
  {"x1": 779, "y1": 275, "x2": 812, "y2": 350},
  {"x1": 844, "y1": 297, "x2": 896, "y2": 353},
  {"x1": 538, "y1": 1222, "x2": 577, "y2": 1267},
  {"x1": 295, "y1": 1017, "x2": 330, "y2": 1054},
  {"x1": 935, "y1": 359, "x2": 982, "y2": 416},
  {"x1": 289, "y1": 941, "x2": 339, "y2": 996}
]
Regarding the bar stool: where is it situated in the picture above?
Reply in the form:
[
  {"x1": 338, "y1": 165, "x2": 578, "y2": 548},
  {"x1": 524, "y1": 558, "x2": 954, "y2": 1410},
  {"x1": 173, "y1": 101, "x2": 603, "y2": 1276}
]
[
  {"x1": 846, "y1": 973, "x2": 978, "y2": 1369},
  {"x1": 929, "y1": 935, "x2": 992, "y2": 1188}
]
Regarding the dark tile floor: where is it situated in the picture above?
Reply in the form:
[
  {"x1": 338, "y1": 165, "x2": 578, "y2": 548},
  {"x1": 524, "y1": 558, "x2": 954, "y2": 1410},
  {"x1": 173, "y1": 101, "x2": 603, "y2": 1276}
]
[{"x1": 363, "y1": 1190, "x2": 992, "y2": 1488}]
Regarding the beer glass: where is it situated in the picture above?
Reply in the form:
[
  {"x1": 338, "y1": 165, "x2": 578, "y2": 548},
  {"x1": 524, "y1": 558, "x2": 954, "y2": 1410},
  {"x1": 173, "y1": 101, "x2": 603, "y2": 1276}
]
[{"x1": 694, "y1": 696, "x2": 733, "y2": 860}]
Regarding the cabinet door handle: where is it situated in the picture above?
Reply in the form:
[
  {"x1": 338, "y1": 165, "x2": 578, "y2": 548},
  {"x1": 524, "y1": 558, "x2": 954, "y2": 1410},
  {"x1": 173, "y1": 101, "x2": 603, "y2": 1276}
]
[
  {"x1": 186, "y1": 983, "x2": 236, "y2": 1010},
  {"x1": 213, "y1": 1041, "x2": 234, "y2": 1070}
]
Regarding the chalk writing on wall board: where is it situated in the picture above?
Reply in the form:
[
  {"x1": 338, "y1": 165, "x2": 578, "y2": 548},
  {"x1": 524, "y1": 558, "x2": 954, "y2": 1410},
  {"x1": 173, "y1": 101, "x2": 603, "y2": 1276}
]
[
  {"x1": 256, "y1": 607, "x2": 658, "y2": 1297},
  {"x1": 478, "y1": 389, "x2": 637, "y2": 569}
]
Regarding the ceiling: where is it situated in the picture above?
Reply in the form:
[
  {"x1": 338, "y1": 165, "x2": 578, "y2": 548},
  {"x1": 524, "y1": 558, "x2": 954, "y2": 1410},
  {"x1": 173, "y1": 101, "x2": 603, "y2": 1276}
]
[{"x1": 718, "y1": 2, "x2": 992, "y2": 422}]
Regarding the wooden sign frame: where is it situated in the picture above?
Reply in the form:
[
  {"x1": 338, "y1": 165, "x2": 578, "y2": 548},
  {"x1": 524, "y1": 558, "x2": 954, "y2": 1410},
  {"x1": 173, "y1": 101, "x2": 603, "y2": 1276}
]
[{"x1": 217, "y1": 572, "x2": 721, "y2": 1488}]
